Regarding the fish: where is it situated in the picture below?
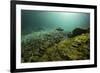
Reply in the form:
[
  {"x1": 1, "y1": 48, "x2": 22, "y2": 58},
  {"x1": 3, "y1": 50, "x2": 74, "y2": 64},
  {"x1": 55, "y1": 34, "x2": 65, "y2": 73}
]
[{"x1": 56, "y1": 27, "x2": 64, "y2": 31}]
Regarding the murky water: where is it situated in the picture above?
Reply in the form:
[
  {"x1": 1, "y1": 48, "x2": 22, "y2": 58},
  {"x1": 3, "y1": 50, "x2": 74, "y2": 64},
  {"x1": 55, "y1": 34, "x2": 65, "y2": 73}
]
[{"x1": 21, "y1": 10, "x2": 90, "y2": 36}]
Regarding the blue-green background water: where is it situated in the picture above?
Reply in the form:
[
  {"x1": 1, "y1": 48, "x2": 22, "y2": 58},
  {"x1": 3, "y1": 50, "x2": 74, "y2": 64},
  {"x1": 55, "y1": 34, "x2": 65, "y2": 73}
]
[{"x1": 21, "y1": 10, "x2": 90, "y2": 35}]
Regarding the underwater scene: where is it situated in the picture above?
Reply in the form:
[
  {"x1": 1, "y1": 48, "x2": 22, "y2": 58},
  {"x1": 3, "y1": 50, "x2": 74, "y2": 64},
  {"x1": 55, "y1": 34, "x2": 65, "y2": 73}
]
[{"x1": 21, "y1": 10, "x2": 90, "y2": 63}]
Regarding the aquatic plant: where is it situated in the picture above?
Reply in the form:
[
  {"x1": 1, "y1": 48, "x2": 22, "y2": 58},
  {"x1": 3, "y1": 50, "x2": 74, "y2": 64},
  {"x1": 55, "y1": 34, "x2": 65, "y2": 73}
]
[
  {"x1": 21, "y1": 28, "x2": 90, "y2": 62},
  {"x1": 40, "y1": 33, "x2": 90, "y2": 61},
  {"x1": 21, "y1": 30, "x2": 66, "y2": 62}
]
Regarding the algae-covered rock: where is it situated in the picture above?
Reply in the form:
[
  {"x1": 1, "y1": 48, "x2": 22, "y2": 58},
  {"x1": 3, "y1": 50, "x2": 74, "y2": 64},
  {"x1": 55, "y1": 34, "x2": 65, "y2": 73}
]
[
  {"x1": 21, "y1": 28, "x2": 90, "y2": 62},
  {"x1": 39, "y1": 33, "x2": 90, "y2": 61},
  {"x1": 21, "y1": 30, "x2": 66, "y2": 62},
  {"x1": 68, "y1": 28, "x2": 90, "y2": 38}
]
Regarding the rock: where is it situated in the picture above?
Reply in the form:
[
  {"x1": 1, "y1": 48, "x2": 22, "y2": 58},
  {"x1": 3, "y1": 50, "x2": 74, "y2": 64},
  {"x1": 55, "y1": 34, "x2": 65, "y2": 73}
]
[
  {"x1": 72, "y1": 28, "x2": 88, "y2": 36},
  {"x1": 68, "y1": 28, "x2": 89, "y2": 38}
]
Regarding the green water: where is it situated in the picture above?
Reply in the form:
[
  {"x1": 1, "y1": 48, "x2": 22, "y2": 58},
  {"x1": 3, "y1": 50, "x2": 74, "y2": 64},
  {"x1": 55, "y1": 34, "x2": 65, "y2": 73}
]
[{"x1": 21, "y1": 10, "x2": 90, "y2": 35}]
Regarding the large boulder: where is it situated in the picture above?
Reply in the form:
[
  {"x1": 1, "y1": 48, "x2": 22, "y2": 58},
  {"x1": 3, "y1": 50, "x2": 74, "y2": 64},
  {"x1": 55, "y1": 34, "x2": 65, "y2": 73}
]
[{"x1": 68, "y1": 28, "x2": 89, "y2": 37}]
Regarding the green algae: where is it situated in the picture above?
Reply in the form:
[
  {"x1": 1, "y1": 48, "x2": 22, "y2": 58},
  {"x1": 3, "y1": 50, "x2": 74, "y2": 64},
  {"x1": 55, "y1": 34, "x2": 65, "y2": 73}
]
[{"x1": 21, "y1": 28, "x2": 90, "y2": 63}]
